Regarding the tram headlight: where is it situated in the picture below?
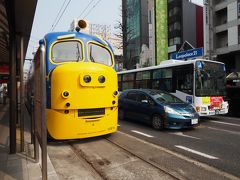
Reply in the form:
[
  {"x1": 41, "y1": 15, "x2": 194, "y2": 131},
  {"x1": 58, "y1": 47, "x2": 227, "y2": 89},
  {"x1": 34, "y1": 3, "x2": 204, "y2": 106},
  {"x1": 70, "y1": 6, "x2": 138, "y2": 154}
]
[
  {"x1": 62, "y1": 91, "x2": 69, "y2": 98},
  {"x1": 98, "y1": 75, "x2": 105, "y2": 83},
  {"x1": 83, "y1": 75, "x2": 91, "y2": 83}
]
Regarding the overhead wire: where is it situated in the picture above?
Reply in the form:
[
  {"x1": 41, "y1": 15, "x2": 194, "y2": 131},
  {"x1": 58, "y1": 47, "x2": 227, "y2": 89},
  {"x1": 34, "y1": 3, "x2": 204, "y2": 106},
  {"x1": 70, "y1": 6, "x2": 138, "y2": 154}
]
[
  {"x1": 49, "y1": 0, "x2": 68, "y2": 32},
  {"x1": 77, "y1": 0, "x2": 96, "y2": 19},
  {"x1": 83, "y1": 0, "x2": 103, "y2": 19},
  {"x1": 51, "y1": 0, "x2": 72, "y2": 31}
]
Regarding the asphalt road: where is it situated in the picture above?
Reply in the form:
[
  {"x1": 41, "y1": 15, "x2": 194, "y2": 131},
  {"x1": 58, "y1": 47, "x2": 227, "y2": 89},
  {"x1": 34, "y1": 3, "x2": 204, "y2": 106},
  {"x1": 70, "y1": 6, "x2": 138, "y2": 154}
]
[{"x1": 118, "y1": 115, "x2": 240, "y2": 178}]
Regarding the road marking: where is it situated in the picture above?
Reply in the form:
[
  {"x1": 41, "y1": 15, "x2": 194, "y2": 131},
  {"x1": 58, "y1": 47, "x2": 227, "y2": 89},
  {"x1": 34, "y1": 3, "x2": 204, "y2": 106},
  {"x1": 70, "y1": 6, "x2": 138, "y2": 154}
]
[
  {"x1": 131, "y1": 130, "x2": 154, "y2": 138},
  {"x1": 117, "y1": 131, "x2": 238, "y2": 180},
  {"x1": 170, "y1": 132, "x2": 201, "y2": 140},
  {"x1": 208, "y1": 127, "x2": 240, "y2": 136},
  {"x1": 210, "y1": 120, "x2": 240, "y2": 127},
  {"x1": 175, "y1": 145, "x2": 219, "y2": 160},
  {"x1": 118, "y1": 124, "x2": 121, "y2": 127}
]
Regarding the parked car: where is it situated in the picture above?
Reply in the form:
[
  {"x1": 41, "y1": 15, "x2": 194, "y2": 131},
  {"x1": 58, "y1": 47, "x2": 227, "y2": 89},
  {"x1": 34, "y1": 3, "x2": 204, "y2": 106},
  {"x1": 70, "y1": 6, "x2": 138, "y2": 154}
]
[{"x1": 118, "y1": 89, "x2": 199, "y2": 130}]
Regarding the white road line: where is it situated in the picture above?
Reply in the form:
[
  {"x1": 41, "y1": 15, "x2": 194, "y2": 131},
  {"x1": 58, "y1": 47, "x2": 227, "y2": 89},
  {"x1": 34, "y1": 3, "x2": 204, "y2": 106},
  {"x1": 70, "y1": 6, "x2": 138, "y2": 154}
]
[
  {"x1": 170, "y1": 132, "x2": 201, "y2": 140},
  {"x1": 210, "y1": 120, "x2": 240, "y2": 127},
  {"x1": 175, "y1": 145, "x2": 219, "y2": 160},
  {"x1": 131, "y1": 130, "x2": 154, "y2": 138},
  {"x1": 208, "y1": 127, "x2": 240, "y2": 136}
]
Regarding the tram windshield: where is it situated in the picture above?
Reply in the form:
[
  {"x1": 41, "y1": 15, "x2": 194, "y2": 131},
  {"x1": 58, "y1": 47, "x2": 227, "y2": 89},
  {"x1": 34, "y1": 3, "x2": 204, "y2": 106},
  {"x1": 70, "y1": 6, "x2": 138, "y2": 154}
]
[
  {"x1": 89, "y1": 43, "x2": 113, "y2": 66},
  {"x1": 52, "y1": 41, "x2": 83, "y2": 62},
  {"x1": 195, "y1": 61, "x2": 226, "y2": 97}
]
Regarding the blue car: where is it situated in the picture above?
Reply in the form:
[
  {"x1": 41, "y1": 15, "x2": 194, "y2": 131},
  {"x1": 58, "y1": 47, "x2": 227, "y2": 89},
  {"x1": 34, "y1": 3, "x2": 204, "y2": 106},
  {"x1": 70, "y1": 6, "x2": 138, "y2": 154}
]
[{"x1": 118, "y1": 89, "x2": 199, "y2": 130}]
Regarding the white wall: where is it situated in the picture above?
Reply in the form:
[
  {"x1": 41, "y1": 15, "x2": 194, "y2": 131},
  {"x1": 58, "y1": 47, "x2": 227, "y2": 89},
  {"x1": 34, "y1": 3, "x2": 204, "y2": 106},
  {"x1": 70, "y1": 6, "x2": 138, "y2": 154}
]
[
  {"x1": 228, "y1": 26, "x2": 238, "y2": 46},
  {"x1": 227, "y1": 1, "x2": 237, "y2": 22}
]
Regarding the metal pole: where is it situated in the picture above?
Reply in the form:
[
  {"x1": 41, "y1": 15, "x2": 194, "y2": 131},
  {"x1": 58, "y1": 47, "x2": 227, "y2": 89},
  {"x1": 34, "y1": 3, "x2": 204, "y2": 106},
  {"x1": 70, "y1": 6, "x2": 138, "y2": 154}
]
[
  {"x1": 40, "y1": 44, "x2": 47, "y2": 180},
  {"x1": 9, "y1": 33, "x2": 17, "y2": 154},
  {"x1": 32, "y1": 56, "x2": 39, "y2": 162},
  {"x1": 20, "y1": 35, "x2": 25, "y2": 152}
]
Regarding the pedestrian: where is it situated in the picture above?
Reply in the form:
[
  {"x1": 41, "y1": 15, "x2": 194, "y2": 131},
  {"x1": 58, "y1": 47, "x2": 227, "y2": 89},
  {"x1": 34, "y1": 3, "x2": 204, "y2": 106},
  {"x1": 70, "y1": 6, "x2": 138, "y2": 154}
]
[
  {"x1": 3, "y1": 86, "x2": 7, "y2": 104},
  {"x1": 0, "y1": 84, "x2": 3, "y2": 103}
]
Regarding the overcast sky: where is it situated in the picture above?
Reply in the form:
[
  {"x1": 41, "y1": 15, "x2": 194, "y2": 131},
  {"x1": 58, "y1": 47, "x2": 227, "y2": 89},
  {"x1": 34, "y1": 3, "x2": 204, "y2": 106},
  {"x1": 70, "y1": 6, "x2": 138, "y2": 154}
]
[{"x1": 26, "y1": 0, "x2": 204, "y2": 60}]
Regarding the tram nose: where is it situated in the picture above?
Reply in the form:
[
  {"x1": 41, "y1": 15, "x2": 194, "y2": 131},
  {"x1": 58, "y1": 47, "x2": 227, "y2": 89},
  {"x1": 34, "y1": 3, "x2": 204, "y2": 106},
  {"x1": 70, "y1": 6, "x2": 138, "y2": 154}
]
[{"x1": 80, "y1": 73, "x2": 106, "y2": 87}]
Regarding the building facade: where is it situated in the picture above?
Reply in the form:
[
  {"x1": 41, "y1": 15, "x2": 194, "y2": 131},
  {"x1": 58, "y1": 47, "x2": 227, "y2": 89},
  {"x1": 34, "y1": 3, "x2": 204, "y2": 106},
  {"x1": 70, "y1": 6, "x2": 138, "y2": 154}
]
[
  {"x1": 122, "y1": 0, "x2": 203, "y2": 70},
  {"x1": 122, "y1": 0, "x2": 149, "y2": 69},
  {"x1": 204, "y1": 0, "x2": 240, "y2": 73},
  {"x1": 168, "y1": 0, "x2": 203, "y2": 57}
]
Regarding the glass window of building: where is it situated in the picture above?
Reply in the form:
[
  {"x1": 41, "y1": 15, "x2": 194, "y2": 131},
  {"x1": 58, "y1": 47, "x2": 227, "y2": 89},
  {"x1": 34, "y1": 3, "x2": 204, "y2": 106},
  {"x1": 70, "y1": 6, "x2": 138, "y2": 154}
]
[
  {"x1": 169, "y1": 38, "x2": 174, "y2": 46},
  {"x1": 173, "y1": 7, "x2": 180, "y2": 15},
  {"x1": 169, "y1": 9, "x2": 174, "y2": 17},
  {"x1": 148, "y1": 10, "x2": 152, "y2": 24},
  {"x1": 174, "y1": 37, "x2": 181, "y2": 45},
  {"x1": 174, "y1": 22, "x2": 181, "y2": 30},
  {"x1": 169, "y1": 24, "x2": 174, "y2": 32}
]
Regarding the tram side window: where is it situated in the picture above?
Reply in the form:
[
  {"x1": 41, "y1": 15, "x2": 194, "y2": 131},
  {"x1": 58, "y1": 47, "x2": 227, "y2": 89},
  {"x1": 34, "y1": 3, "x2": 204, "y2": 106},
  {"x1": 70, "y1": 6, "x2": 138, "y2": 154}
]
[
  {"x1": 152, "y1": 68, "x2": 173, "y2": 92},
  {"x1": 122, "y1": 73, "x2": 134, "y2": 90},
  {"x1": 175, "y1": 67, "x2": 193, "y2": 95},
  {"x1": 135, "y1": 71, "x2": 151, "y2": 89}
]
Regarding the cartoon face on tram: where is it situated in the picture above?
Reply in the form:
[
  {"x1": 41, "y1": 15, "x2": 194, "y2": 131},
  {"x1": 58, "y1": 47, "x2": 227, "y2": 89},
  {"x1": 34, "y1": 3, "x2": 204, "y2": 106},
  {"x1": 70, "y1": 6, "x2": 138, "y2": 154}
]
[{"x1": 31, "y1": 21, "x2": 118, "y2": 140}]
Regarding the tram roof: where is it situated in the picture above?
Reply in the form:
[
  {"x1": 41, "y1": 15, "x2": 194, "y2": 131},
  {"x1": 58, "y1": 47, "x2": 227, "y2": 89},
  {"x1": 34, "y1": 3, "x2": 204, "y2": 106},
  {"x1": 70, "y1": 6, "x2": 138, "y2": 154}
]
[
  {"x1": 118, "y1": 59, "x2": 225, "y2": 74},
  {"x1": 43, "y1": 31, "x2": 112, "y2": 50}
]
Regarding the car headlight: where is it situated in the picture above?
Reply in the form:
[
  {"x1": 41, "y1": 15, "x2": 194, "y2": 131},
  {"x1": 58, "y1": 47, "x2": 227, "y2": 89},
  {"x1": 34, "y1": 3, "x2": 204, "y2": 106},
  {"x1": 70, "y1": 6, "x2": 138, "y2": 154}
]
[{"x1": 164, "y1": 106, "x2": 180, "y2": 115}]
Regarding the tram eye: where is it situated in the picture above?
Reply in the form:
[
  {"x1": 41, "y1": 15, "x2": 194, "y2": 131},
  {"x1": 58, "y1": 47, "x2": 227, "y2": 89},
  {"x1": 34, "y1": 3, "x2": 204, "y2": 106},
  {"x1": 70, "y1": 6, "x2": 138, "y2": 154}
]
[
  {"x1": 83, "y1": 75, "x2": 91, "y2": 83},
  {"x1": 113, "y1": 91, "x2": 118, "y2": 96},
  {"x1": 63, "y1": 91, "x2": 69, "y2": 97},
  {"x1": 66, "y1": 103, "x2": 70, "y2": 107},
  {"x1": 98, "y1": 75, "x2": 105, "y2": 83}
]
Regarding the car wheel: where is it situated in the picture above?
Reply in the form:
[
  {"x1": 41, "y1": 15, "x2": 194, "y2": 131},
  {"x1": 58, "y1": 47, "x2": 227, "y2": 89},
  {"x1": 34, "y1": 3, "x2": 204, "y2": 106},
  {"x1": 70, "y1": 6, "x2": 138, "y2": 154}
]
[
  {"x1": 118, "y1": 108, "x2": 125, "y2": 120},
  {"x1": 152, "y1": 114, "x2": 164, "y2": 130}
]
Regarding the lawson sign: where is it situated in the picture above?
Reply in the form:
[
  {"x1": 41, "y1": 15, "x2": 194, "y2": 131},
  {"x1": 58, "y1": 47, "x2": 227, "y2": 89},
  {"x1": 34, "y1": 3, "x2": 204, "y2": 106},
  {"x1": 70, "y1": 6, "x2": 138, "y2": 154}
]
[{"x1": 171, "y1": 48, "x2": 203, "y2": 60}]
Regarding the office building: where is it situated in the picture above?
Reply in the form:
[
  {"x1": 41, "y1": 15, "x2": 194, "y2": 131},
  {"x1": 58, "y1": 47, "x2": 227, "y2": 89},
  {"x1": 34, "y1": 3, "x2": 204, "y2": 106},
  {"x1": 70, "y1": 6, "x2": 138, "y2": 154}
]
[
  {"x1": 204, "y1": 0, "x2": 240, "y2": 73},
  {"x1": 122, "y1": 0, "x2": 203, "y2": 69}
]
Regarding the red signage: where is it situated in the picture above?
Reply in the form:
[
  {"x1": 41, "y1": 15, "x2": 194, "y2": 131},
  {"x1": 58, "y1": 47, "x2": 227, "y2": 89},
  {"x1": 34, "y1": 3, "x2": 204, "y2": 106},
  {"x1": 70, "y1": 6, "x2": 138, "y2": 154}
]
[
  {"x1": 0, "y1": 64, "x2": 9, "y2": 74},
  {"x1": 210, "y1": 97, "x2": 223, "y2": 109}
]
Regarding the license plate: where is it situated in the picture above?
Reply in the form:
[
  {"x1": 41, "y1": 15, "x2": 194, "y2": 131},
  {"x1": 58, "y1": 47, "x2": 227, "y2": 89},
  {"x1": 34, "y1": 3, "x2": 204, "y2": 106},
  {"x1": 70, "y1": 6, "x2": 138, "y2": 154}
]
[
  {"x1": 78, "y1": 108, "x2": 105, "y2": 117},
  {"x1": 191, "y1": 118, "x2": 198, "y2": 125}
]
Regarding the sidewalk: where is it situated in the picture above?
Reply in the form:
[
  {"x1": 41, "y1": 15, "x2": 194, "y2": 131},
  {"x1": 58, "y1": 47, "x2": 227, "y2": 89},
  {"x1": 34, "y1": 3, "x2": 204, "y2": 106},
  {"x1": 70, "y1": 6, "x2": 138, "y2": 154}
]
[{"x1": 0, "y1": 103, "x2": 58, "y2": 180}]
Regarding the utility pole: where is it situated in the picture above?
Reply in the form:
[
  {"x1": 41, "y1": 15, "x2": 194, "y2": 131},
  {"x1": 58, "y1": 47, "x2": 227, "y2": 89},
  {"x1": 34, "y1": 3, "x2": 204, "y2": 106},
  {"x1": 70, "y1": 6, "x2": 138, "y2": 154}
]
[{"x1": 204, "y1": 0, "x2": 214, "y2": 60}]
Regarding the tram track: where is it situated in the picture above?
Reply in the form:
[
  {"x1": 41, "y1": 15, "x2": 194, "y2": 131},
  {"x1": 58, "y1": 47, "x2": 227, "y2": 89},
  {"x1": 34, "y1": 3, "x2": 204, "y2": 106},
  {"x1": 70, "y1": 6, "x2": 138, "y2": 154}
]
[
  {"x1": 48, "y1": 131, "x2": 239, "y2": 180},
  {"x1": 69, "y1": 136, "x2": 178, "y2": 180}
]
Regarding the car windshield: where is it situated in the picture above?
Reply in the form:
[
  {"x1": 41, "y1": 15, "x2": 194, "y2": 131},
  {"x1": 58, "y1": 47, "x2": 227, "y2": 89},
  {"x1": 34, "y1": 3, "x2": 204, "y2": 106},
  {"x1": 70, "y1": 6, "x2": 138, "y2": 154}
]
[
  {"x1": 52, "y1": 41, "x2": 82, "y2": 62},
  {"x1": 195, "y1": 61, "x2": 226, "y2": 96},
  {"x1": 149, "y1": 90, "x2": 183, "y2": 103}
]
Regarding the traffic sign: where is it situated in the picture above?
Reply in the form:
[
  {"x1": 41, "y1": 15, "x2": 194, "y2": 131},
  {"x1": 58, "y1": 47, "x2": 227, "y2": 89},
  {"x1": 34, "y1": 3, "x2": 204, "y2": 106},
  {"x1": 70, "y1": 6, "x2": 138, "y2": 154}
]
[{"x1": 171, "y1": 48, "x2": 203, "y2": 60}]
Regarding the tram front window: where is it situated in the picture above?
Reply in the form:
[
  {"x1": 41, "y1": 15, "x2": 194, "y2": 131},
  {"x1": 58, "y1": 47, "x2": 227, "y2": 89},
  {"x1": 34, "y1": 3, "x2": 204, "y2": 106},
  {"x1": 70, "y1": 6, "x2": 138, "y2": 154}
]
[
  {"x1": 195, "y1": 61, "x2": 226, "y2": 97},
  {"x1": 89, "y1": 43, "x2": 113, "y2": 66},
  {"x1": 52, "y1": 41, "x2": 83, "y2": 62}
]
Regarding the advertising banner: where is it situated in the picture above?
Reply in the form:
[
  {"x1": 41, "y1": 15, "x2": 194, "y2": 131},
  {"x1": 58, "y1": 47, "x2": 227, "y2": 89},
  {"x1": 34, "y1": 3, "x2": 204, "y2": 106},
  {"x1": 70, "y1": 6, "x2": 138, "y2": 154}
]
[{"x1": 155, "y1": 0, "x2": 168, "y2": 65}]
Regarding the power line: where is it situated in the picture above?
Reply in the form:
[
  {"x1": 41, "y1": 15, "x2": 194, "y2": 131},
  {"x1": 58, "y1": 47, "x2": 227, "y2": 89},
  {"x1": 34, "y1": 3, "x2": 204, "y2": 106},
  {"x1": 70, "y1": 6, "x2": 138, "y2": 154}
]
[
  {"x1": 83, "y1": 0, "x2": 103, "y2": 19},
  {"x1": 77, "y1": 0, "x2": 96, "y2": 19},
  {"x1": 51, "y1": 0, "x2": 72, "y2": 31},
  {"x1": 50, "y1": 0, "x2": 68, "y2": 32}
]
